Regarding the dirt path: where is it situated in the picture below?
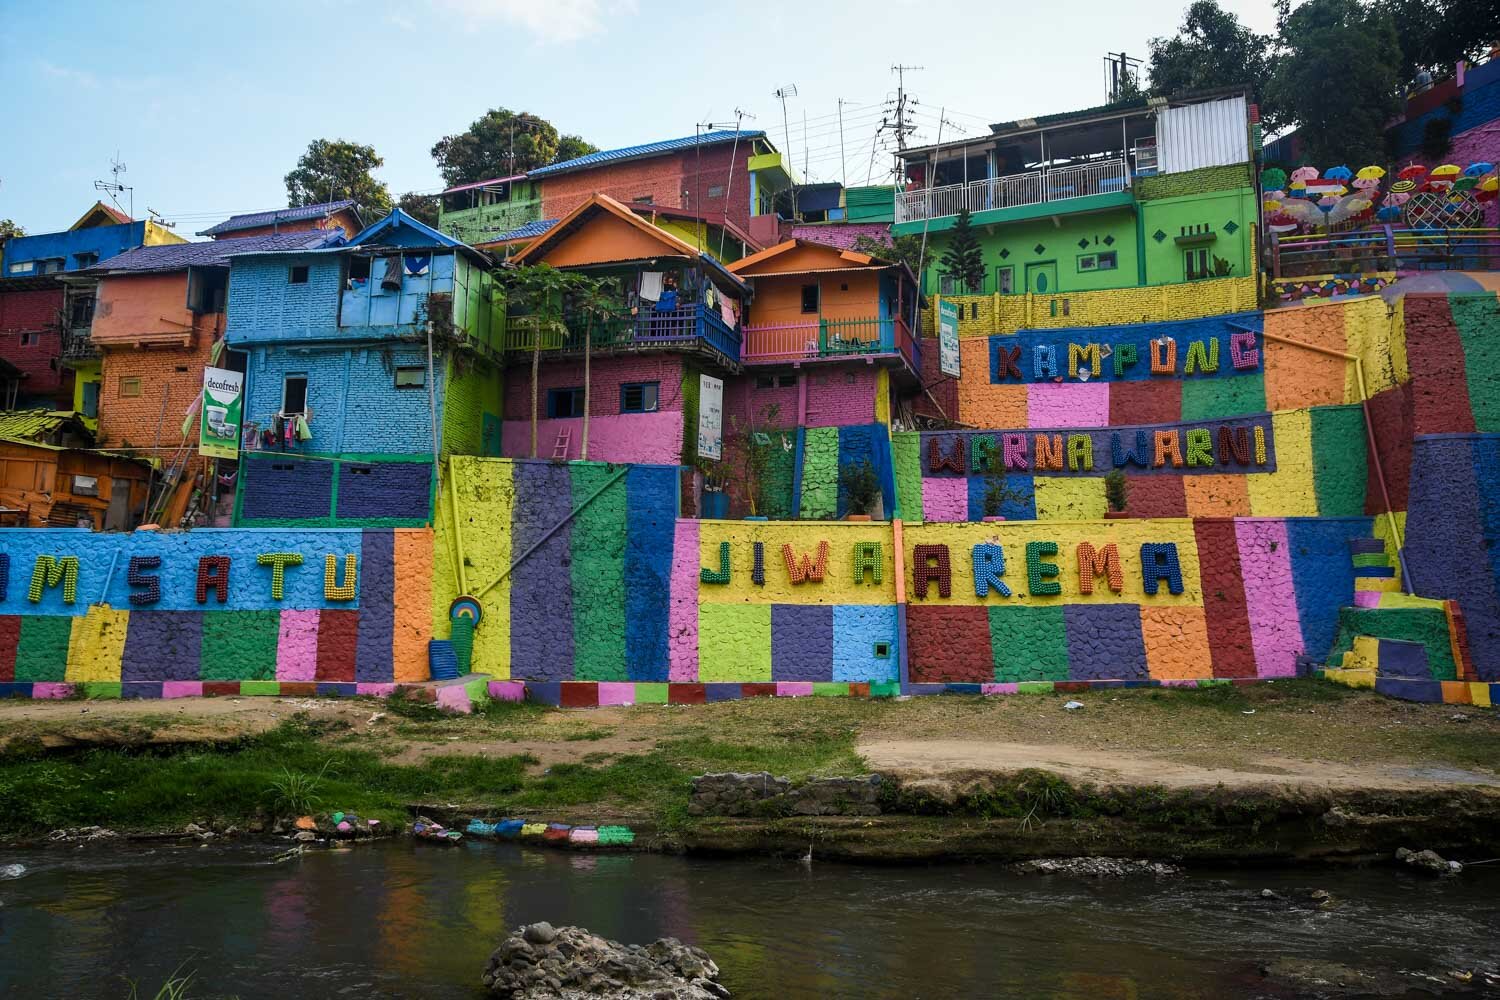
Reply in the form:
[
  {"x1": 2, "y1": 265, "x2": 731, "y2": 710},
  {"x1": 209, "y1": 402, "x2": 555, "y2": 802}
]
[{"x1": 860, "y1": 738, "x2": 1500, "y2": 792}]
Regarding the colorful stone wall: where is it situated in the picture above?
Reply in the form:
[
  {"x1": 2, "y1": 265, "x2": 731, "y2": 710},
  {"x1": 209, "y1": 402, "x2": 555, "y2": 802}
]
[{"x1": 0, "y1": 528, "x2": 432, "y2": 698}]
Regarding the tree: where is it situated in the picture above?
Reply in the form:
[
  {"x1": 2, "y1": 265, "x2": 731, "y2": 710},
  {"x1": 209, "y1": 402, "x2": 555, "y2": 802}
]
[
  {"x1": 1148, "y1": 1, "x2": 1280, "y2": 129},
  {"x1": 1266, "y1": 0, "x2": 1404, "y2": 167},
  {"x1": 1372, "y1": 0, "x2": 1500, "y2": 83},
  {"x1": 285, "y1": 139, "x2": 393, "y2": 216},
  {"x1": 431, "y1": 108, "x2": 598, "y2": 188},
  {"x1": 398, "y1": 192, "x2": 440, "y2": 228},
  {"x1": 853, "y1": 232, "x2": 923, "y2": 275},
  {"x1": 938, "y1": 209, "x2": 985, "y2": 294},
  {"x1": 0, "y1": 219, "x2": 23, "y2": 240}
]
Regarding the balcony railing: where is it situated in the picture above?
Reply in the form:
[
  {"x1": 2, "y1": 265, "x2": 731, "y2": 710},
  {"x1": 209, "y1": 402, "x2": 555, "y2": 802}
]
[
  {"x1": 1270, "y1": 227, "x2": 1500, "y2": 279},
  {"x1": 741, "y1": 316, "x2": 920, "y2": 372},
  {"x1": 895, "y1": 158, "x2": 1131, "y2": 224},
  {"x1": 61, "y1": 329, "x2": 98, "y2": 361},
  {"x1": 504, "y1": 303, "x2": 741, "y2": 364}
]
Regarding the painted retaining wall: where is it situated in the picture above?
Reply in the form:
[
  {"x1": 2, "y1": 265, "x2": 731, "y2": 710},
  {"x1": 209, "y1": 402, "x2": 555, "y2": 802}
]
[{"x1": 0, "y1": 528, "x2": 432, "y2": 698}]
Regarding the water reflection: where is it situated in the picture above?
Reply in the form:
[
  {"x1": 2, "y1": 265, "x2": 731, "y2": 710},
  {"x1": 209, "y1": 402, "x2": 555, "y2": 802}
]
[{"x1": 0, "y1": 841, "x2": 1494, "y2": 999}]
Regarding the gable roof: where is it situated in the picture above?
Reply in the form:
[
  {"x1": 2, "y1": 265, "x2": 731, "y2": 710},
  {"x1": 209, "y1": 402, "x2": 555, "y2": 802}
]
[
  {"x1": 480, "y1": 217, "x2": 560, "y2": 245},
  {"x1": 350, "y1": 208, "x2": 464, "y2": 248},
  {"x1": 79, "y1": 231, "x2": 346, "y2": 275},
  {"x1": 526, "y1": 130, "x2": 767, "y2": 179},
  {"x1": 728, "y1": 239, "x2": 877, "y2": 274},
  {"x1": 70, "y1": 202, "x2": 132, "y2": 230},
  {"x1": 198, "y1": 200, "x2": 360, "y2": 237}
]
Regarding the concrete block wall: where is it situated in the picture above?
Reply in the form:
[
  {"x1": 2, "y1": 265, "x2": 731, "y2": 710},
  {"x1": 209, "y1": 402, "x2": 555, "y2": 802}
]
[{"x1": 0, "y1": 528, "x2": 432, "y2": 698}]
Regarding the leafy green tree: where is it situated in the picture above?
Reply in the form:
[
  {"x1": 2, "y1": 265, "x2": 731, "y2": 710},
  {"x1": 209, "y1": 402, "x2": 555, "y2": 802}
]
[
  {"x1": 853, "y1": 232, "x2": 923, "y2": 274},
  {"x1": 938, "y1": 209, "x2": 985, "y2": 294},
  {"x1": 0, "y1": 219, "x2": 24, "y2": 240},
  {"x1": 1266, "y1": 0, "x2": 1404, "y2": 167},
  {"x1": 285, "y1": 139, "x2": 393, "y2": 216},
  {"x1": 1373, "y1": 0, "x2": 1500, "y2": 82},
  {"x1": 431, "y1": 109, "x2": 598, "y2": 188},
  {"x1": 1148, "y1": 1, "x2": 1280, "y2": 129},
  {"x1": 397, "y1": 192, "x2": 440, "y2": 228}
]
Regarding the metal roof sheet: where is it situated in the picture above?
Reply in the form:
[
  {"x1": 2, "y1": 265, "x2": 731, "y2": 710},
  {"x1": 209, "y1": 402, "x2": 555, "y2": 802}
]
[
  {"x1": 84, "y1": 231, "x2": 346, "y2": 274},
  {"x1": 526, "y1": 130, "x2": 767, "y2": 178},
  {"x1": 198, "y1": 200, "x2": 358, "y2": 237}
]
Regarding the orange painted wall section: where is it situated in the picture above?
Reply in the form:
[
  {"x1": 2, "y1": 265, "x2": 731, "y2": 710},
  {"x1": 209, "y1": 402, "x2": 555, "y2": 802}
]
[
  {"x1": 96, "y1": 336, "x2": 217, "y2": 451},
  {"x1": 748, "y1": 271, "x2": 882, "y2": 326},
  {"x1": 538, "y1": 213, "x2": 688, "y2": 267},
  {"x1": 91, "y1": 273, "x2": 200, "y2": 345}
]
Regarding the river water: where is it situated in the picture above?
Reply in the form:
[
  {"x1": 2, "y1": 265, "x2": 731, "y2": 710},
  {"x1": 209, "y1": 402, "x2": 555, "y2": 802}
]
[{"x1": 1, "y1": 842, "x2": 1495, "y2": 998}]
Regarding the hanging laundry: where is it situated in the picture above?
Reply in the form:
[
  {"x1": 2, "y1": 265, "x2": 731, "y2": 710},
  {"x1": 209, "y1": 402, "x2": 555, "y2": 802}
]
[
  {"x1": 270, "y1": 413, "x2": 284, "y2": 440},
  {"x1": 638, "y1": 271, "x2": 664, "y2": 302},
  {"x1": 283, "y1": 419, "x2": 297, "y2": 449},
  {"x1": 380, "y1": 255, "x2": 404, "y2": 291},
  {"x1": 261, "y1": 429, "x2": 277, "y2": 449},
  {"x1": 404, "y1": 254, "x2": 431, "y2": 276},
  {"x1": 655, "y1": 288, "x2": 678, "y2": 312},
  {"x1": 241, "y1": 424, "x2": 260, "y2": 452},
  {"x1": 721, "y1": 297, "x2": 737, "y2": 328},
  {"x1": 705, "y1": 285, "x2": 717, "y2": 310},
  {"x1": 295, "y1": 414, "x2": 312, "y2": 442}
]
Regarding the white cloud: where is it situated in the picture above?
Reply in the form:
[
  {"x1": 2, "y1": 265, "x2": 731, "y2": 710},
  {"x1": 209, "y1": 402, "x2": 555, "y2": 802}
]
[
  {"x1": 36, "y1": 60, "x2": 98, "y2": 88},
  {"x1": 435, "y1": 0, "x2": 636, "y2": 43}
]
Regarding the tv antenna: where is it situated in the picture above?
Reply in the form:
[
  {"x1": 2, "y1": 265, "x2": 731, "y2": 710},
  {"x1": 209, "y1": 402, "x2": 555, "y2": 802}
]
[
  {"x1": 94, "y1": 153, "x2": 133, "y2": 220},
  {"x1": 774, "y1": 85, "x2": 799, "y2": 216},
  {"x1": 694, "y1": 109, "x2": 757, "y2": 255},
  {"x1": 146, "y1": 208, "x2": 177, "y2": 229},
  {"x1": 890, "y1": 64, "x2": 924, "y2": 149}
]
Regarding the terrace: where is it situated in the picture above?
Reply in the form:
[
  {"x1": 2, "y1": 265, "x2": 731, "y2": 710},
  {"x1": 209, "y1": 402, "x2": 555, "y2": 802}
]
[
  {"x1": 504, "y1": 302, "x2": 742, "y2": 368},
  {"x1": 740, "y1": 315, "x2": 919, "y2": 373},
  {"x1": 1270, "y1": 227, "x2": 1500, "y2": 279},
  {"x1": 894, "y1": 158, "x2": 1132, "y2": 225}
]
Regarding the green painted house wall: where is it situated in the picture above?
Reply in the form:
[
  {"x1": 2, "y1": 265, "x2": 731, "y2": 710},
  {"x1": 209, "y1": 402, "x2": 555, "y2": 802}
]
[
  {"x1": 439, "y1": 179, "x2": 544, "y2": 243},
  {"x1": 1138, "y1": 186, "x2": 1257, "y2": 286},
  {"x1": 442, "y1": 355, "x2": 503, "y2": 458},
  {"x1": 919, "y1": 207, "x2": 1140, "y2": 296}
]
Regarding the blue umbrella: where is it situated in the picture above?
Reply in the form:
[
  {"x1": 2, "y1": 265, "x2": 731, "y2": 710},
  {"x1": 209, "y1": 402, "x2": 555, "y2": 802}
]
[
  {"x1": 1463, "y1": 162, "x2": 1494, "y2": 177},
  {"x1": 1324, "y1": 165, "x2": 1353, "y2": 181}
]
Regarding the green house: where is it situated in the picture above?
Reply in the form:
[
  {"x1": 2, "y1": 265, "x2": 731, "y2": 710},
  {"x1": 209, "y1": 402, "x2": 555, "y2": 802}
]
[{"x1": 438, "y1": 175, "x2": 544, "y2": 245}]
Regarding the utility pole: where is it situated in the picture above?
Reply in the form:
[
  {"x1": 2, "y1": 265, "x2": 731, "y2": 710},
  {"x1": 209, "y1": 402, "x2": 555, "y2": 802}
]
[
  {"x1": 837, "y1": 98, "x2": 848, "y2": 188},
  {"x1": 891, "y1": 64, "x2": 924, "y2": 150},
  {"x1": 774, "y1": 85, "x2": 799, "y2": 218}
]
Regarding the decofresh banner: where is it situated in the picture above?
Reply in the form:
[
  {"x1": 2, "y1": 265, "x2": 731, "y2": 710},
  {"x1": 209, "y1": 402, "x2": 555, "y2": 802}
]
[
  {"x1": 939, "y1": 300, "x2": 961, "y2": 378},
  {"x1": 200, "y1": 366, "x2": 244, "y2": 459}
]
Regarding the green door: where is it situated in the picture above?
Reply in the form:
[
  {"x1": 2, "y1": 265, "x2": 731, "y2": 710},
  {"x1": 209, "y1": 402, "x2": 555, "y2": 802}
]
[{"x1": 1026, "y1": 262, "x2": 1058, "y2": 294}]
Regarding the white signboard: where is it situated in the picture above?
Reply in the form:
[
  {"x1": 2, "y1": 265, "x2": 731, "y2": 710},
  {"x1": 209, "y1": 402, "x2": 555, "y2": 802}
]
[
  {"x1": 697, "y1": 374, "x2": 724, "y2": 460},
  {"x1": 938, "y1": 300, "x2": 961, "y2": 378}
]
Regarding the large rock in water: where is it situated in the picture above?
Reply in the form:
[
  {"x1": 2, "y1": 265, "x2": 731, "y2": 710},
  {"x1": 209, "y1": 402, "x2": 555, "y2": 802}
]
[{"x1": 482, "y1": 922, "x2": 729, "y2": 999}]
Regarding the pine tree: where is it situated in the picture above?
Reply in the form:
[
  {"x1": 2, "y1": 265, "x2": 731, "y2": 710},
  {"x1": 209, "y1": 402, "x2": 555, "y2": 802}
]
[{"x1": 939, "y1": 209, "x2": 985, "y2": 294}]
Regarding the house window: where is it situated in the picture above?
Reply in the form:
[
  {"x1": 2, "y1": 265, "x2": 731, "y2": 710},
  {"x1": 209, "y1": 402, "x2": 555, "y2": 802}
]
[
  {"x1": 938, "y1": 274, "x2": 982, "y2": 295},
  {"x1": 1185, "y1": 248, "x2": 1211, "y2": 281},
  {"x1": 19, "y1": 332, "x2": 38, "y2": 347},
  {"x1": 73, "y1": 252, "x2": 98, "y2": 269},
  {"x1": 348, "y1": 255, "x2": 372, "y2": 281},
  {"x1": 996, "y1": 267, "x2": 1014, "y2": 294},
  {"x1": 69, "y1": 294, "x2": 95, "y2": 327},
  {"x1": 777, "y1": 374, "x2": 796, "y2": 388},
  {"x1": 621, "y1": 382, "x2": 659, "y2": 413},
  {"x1": 1097, "y1": 251, "x2": 1118, "y2": 270},
  {"x1": 37, "y1": 258, "x2": 65, "y2": 275},
  {"x1": 547, "y1": 387, "x2": 585, "y2": 418},
  {"x1": 395, "y1": 366, "x2": 426, "y2": 389},
  {"x1": 186, "y1": 267, "x2": 228, "y2": 313},
  {"x1": 707, "y1": 185, "x2": 725, "y2": 198},
  {"x1": 119, "y1": 377, "x2": 142, "y2": 398},
  {"x1": 755, "y1": 376, "x2": 775, "y2": 389},
  {"x1": 1078, "y1": 254, "x2": 1098, "y2": 271},
  {"x1": 289, "y1": 265, "x2": 309, "y2": 284},
  {"x1": 71, "y1": 475, "x2": 99, "y2": 497},
  {"x1": 282, "y1": 374, "x2": 308, "y2": 415},
  {"x1": 800, "y1": 283, "x2": 819, "y2": 314}
]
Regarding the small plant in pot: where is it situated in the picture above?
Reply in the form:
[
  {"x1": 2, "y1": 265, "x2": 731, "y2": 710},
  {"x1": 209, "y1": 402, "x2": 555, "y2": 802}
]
[
  {"x1": 839, "y1": 460, "x2": 882, "y2": 521},
  {"x1": 1104, "y1": 468, "x2": 1129, "y2": 519},
  {"x1": 982, "y1": 472, "x2": 1027, "y2": 521}
]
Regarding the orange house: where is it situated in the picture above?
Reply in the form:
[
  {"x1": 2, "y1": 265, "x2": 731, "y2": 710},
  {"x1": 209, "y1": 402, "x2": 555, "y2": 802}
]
[{"x1": 728, "y1": 239, "x2": 920, "y2": 378}]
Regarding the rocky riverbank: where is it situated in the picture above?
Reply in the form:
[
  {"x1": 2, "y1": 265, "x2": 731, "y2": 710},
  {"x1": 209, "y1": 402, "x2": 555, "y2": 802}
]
[{"x1": 482, "y1": 922, "x2": 728, "y2": 999}]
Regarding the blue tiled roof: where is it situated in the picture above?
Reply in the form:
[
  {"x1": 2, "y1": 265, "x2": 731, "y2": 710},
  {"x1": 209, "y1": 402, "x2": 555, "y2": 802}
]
[
  {"x1": 88, "y1": 231, "x2": 346, "y2": 273},
  {"x1": 526, "y1": 130, "x2": 766, "y2": 178},
  {"x1": 489, "y1": 218, "x2": 558, "y2": 242},
  {"x1": 198, "y1": 200, "x2": 358, "y2": 237}
]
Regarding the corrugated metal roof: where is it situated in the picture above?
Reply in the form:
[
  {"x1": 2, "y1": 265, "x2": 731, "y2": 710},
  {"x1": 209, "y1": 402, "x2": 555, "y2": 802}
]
[
  {"x1": 85, "y1": 231, "x2": 346, "y2": 274},
  {"x1": 485, "y1": 218, "x2": 559, "y2": 242},
  {"x1": 0, "y1": 409, "x2": 87, "y2": 446},
  {"x1": 527, "y1": 130, "x2": 766, "y2": 178},
  {"x1": 1158, "y1": 96, "x2": 1250, "y2": 174},
  {"x1": 198, "y1": 200, "x2": 358, "y2": 237},
  {"x1": 440, "y1": 175, "x2": 527, "y2": 196}
]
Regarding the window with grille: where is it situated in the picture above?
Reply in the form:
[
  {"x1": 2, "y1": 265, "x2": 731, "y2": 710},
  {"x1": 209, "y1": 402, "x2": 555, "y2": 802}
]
[{"x1": 620, "y1": 382, "x2": 659, "y2": 413}]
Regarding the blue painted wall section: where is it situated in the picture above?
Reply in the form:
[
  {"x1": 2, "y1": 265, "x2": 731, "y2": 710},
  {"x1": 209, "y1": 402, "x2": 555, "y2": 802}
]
[
  {"x1": 624, "y1": 466, "x2": 676, "y2": 681},
  {"x1": 989, "y1": 312, "x2": 1263, "y2": 383}
]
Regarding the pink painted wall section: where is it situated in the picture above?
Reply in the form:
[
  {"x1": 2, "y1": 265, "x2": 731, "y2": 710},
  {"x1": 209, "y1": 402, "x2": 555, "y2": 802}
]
[
  {"x1": 598, "y1": 681, "x2": 638, "y2": 706},
  {"x1": 501, "y1": 410, "x2": 684, "y2": 464},
  {"x1": 1235, "y1": 519, "x2": 1302, "y2": 678},
  {"x1": 1026, "y1": 382, "x2": 1110, "y2": 427},
  {"x1": 276, "y1": 610, "x2": 320, "y2": 681},
  {"x1": 668, "y1": 519, "x2": 700, "y2": 681},
  {"x1": 921, "y1": 478, "x2": 969, "y2": 522},
  {"x1": 805, "y1": 365, "x2": 878, "y2": 426},
  {"x1": 1400, "y1": 126, "x2": 1500, "y2": 228},
  {"x1": 162, "y1": 681, "x2": 203, "y2": 699},
  {"x1": 502, "y1": 355, "x2": 687, "y2": 420}
]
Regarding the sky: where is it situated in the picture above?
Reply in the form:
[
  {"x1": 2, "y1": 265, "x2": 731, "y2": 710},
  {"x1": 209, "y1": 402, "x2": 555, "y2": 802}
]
[{"x1": 0, "y1": 0, "x2": 1281, "y2": 237}]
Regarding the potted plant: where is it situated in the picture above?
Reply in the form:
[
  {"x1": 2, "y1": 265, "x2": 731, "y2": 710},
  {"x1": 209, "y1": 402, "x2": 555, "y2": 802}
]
[
  {"x1": 840, "y1": 460, "x2": 882, "y2": 521},
  {"x1": 981, "y1": 472, "x2": 1027, "y2": 521},
  {"x1": 1104, "y1": 468, "x2": 1129, "y2": 519}
]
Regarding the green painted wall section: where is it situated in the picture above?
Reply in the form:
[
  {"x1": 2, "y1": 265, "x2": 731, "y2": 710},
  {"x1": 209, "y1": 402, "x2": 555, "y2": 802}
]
[
  {"x1": 919, "y1": 207, "x2": 1140, "y2": 297},
  {"x1": 761, "y1": 442, "x2": 797, "y2": 520},
  {"x1": 1450, "y1": 295, "x2": 1500, "y2": 432},
  {"x1": 1135, "y1": 164, "x2": 1254, "y2": 201},
  {"x1": 892, "y1": 431, "x2": 923, "y2": 522},
  {"x1": 571, "y1": 464, "x2": 628, "y2": 681},
  {"x1": 1325, "y1": 606, "x2": 1458, "y2": 680},
  {"x1": 698, "y1": 604, "x2": 771, "y2": 681},
  {"x1": 201, "y1": 612, "x2": 280, "y2": 681},
  {"x1": 1310, "y1": 405, "x2": 1369, "y2": 517},
  {"x1": 989, "y1": 606, "x2": 1070, "y2": 682},
  {"x1": 1179, "y1": 371, "x2": 1267, "y2": 421},
  {"x1": 15, "y1": 617, "x2": 70, "y2": 681},
  {"x1": 1138, "y1": 187, "x2": 1257, "y2": 287},
  {"x1": 442, "y1": 355, "x2": 503, "y2": 458},
  {"x1": 800, "y1": 426, "x2": 840, "y2": 519}
]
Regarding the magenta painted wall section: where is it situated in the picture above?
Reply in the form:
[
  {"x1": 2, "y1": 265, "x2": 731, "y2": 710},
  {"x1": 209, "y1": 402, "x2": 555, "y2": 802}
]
[
  {"x1": 805, "y1": 366, "x2": 879, "y2": 426},
  {"x1": 1027, "y1": 382, "x2": 1110, "y2": 427},
  {"x1": 276, "y1": 609, "x2": 320, "y2": 681},
  {"x1": 501, "y1": 411, "x2": 685, "y2": 463},
  {"x1": 668, "y1": 519, "x2": 699, "y2": 681},
  {"x1": 502, "y1": 355, "x2": 688, "y2": 420},
  {"x1": 1236, "y1": 519, "x2": 1301, "y2": 678},
  {"x1": 921, "y1": 478, "x2": 968, "y2": 522}
]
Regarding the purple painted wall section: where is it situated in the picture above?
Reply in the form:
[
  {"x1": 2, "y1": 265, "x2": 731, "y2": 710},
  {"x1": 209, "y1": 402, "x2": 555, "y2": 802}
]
[{"x1": 509, "y1": 462, "x2": 576, "y2": 681}]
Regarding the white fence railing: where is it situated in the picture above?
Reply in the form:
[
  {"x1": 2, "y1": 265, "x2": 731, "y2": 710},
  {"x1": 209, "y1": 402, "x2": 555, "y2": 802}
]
[{"x1": 895, "y1": 158, "x2": 1130, "y2": 224}]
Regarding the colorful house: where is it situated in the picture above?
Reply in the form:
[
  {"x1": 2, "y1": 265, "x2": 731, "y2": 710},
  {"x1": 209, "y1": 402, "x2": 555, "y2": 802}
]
[
  {"x1": 476, "y1": 203, "x2": 759, "y2": 266},
  {"x1": 225, "y1": 209, "x2": 505, "y2": 527},
  {"x1": 196, "y1": 199, "x2": 364, "y2": 240},
  {"x1": 1, "y1": 203, "x2": 185, "y2": 416},
  {"x1": 438, "y1": 175, "x2": 544, "y2": 245},
  {"x1": 0, "y1": 409, "x2": 152, "y2": 528},
  {"x1": 893, "y1": 92, "x2": 1259, "y2": 296},
  {"x1": 501, "y1": 193, "x2": 748, "y2": 467}
]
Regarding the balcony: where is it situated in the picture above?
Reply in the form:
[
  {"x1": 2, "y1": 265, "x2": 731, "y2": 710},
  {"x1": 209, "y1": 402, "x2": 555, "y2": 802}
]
[
  {"x1": 61, "y1": 329, "x2": 98, "y2": 361},
  {"x1": 894, "y1": 158, "x2": 1131, "y2": 225},
  {"x1": 741, "y1": 316, "x2": 920, "y2": 373},
  {"x1": 1270, "y1": 227, "x2": 1500, "y2": 279},
  {"x1": 504, "y1": 303, "x2": 742, "y2": 367}
]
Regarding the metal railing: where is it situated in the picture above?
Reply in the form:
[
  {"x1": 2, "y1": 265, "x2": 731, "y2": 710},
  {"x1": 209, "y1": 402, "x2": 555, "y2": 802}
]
[
  {"x1": 895, "y1": 158, "x2": 1130, "y2": 224},
  {"x1": 1270, "y1": 227, "x2": 1500, "y2": 279},
  {"x1": 61, "y1": 329, "x2": 98, "y2": 361},
  {"x1": 741, "y1": 315, "x2": 919, "y2": 370},
  {"x1": 503, "y1": 304, "x2": 741, "y2": 363}
]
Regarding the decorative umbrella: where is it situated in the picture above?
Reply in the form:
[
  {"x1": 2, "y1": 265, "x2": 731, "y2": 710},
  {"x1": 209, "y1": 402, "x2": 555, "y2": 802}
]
[
  {"x1": 1356, "y1": 165, "x2": 1386, "y2": 181},
  {"x1": 1452, "y1": 176, "x2": 1478, "y2": 192},
  {"x1": 1389, "y1": 179, "x2": 1417, "y2": 193},
  {"x1": 1384, "y1": 190, "x2": 1411, "y2": 206},
  {"x1": 1263, "y1": 198, "x2": 1283, "y2": 212},
  {"x1": 1431, "y1": 164, "x2": 1462, "y2": 180},
  {"x1": 1324, "y1": 165, "x2": 1353, "y2": 181},
  {"x1": 1376, "y1": 205, "x2": 1403, "y2": 222},
  {"x1": 1260, "y1": 167, "x2": 1288, "y2": 190},
  {"x1": 1266, "y1": 211, "x2": 1300, "y2": 233},
  {"x1": 1397, "y1": 165, "x2": 1428, "y2": 181},
  {"x1": 1463, "y1": 162, "x2": 1494, "y2": 177},
  {"x1": 1481, "y1": 176, "x2": 1499, "y2": 192}
]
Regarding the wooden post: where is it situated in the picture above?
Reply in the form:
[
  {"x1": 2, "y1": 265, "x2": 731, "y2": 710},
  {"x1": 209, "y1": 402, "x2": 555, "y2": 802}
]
[
  {"x1": 581, "y1": 322, "x2": 591, "y2": 461},
  {"x1": 529, "y1": 333, "x2": 540, "y2": 459}
]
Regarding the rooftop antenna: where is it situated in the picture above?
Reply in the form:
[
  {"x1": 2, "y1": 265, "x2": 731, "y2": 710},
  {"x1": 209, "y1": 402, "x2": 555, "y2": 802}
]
[
  {"x1": 145, "y1": 208, "x2": 177, "y2": 229},
  {"x1": 891, "y1": 65, "x2": 924, "y2": 150},
  {"x1": 94, "y1": 152, "x2": 133, "y2": 220},
  {"x1": 695, "y1": 111, "x2": 756, "y2": 255},
  {"x1": 774, "y1": 85, "x2": 799, "y2": 218},
  {"x1": 1104, "y1": 52, "x2": 1144, "y2": 101}
]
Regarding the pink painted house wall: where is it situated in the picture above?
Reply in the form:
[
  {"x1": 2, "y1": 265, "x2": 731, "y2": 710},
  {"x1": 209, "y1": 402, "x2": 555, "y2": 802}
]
[{"x1": 502, "y1": 355, "x2": 688, "y2": 464}]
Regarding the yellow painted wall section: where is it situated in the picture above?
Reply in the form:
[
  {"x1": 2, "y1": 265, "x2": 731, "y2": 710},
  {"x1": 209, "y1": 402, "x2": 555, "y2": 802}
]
[
  {"x1": 1373, "y1": 510, "x2": 1407, "y2": 589},
  {"x1": 1343, "y1": 295, "x2": 1402, "y2": 398},
  {"x1": 903, "y1": 520, "x2": 1202, "y2": 607},
  {"x1": 65, "y1": 605, "x2": 129, "y2": 681},
  {"x1": 926, "y1": 276, "x2": 1257, "y2": 337},
  {"x1": 1247, "y1": 409, "x2": 1318, "y2": 516},
  {"x1": 875, "y1": 368, "x2": 891, "y2": 425},
  {"x1": 1032, "y1": 477, "x2": 1107, "y2": 520},
  {"x1": 697, "y1": 521, "x2": 897, "y2": 605},
  {"x1": 431, "y1": 457, "x2": 512, "y2": 677}
]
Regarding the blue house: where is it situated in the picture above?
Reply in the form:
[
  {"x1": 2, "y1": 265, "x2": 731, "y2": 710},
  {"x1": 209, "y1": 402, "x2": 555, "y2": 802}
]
[{"x1": 224, "y1": 209, "x2": 505, "y2": 527}]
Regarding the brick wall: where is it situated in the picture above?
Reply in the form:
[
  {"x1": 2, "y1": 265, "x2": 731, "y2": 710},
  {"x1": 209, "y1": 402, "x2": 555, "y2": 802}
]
[
  {"x1": 805, "y1": 364, "x2": 877, "y2": 426},
  {"x1": 0, "y1": 286, "x2": 68, "y2": 403},
  {"x1": 97, "y1": 339, "x2": 217, "y2": 454},
  {"x1": 500, "y1": 354, "x2": 688, "y2": 464},
  {"x1": 502, "y1": 354, "x2": 687, "y2": 420},
  {"x1": 540, "y1": 145, "x2": 751, "y2": 231},
  {"x1": 226, "y1": 254, "x2": 345, "y2": 342}
]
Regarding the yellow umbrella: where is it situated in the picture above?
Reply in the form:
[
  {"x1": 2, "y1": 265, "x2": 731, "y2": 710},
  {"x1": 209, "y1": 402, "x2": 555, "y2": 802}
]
[
  {"x1": 1431, "y1": 164, "x2": 1461, "y2": 178},
  {"x1": 1356, "y1": 165, "x2": 1386, "y2": 180},
  {"x1": 1480, "y1": 176, "x2": 1498, "y2": 192},
  {"x1": 1390, "y1": 179, "x2": 1416, "y2": 193}
]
